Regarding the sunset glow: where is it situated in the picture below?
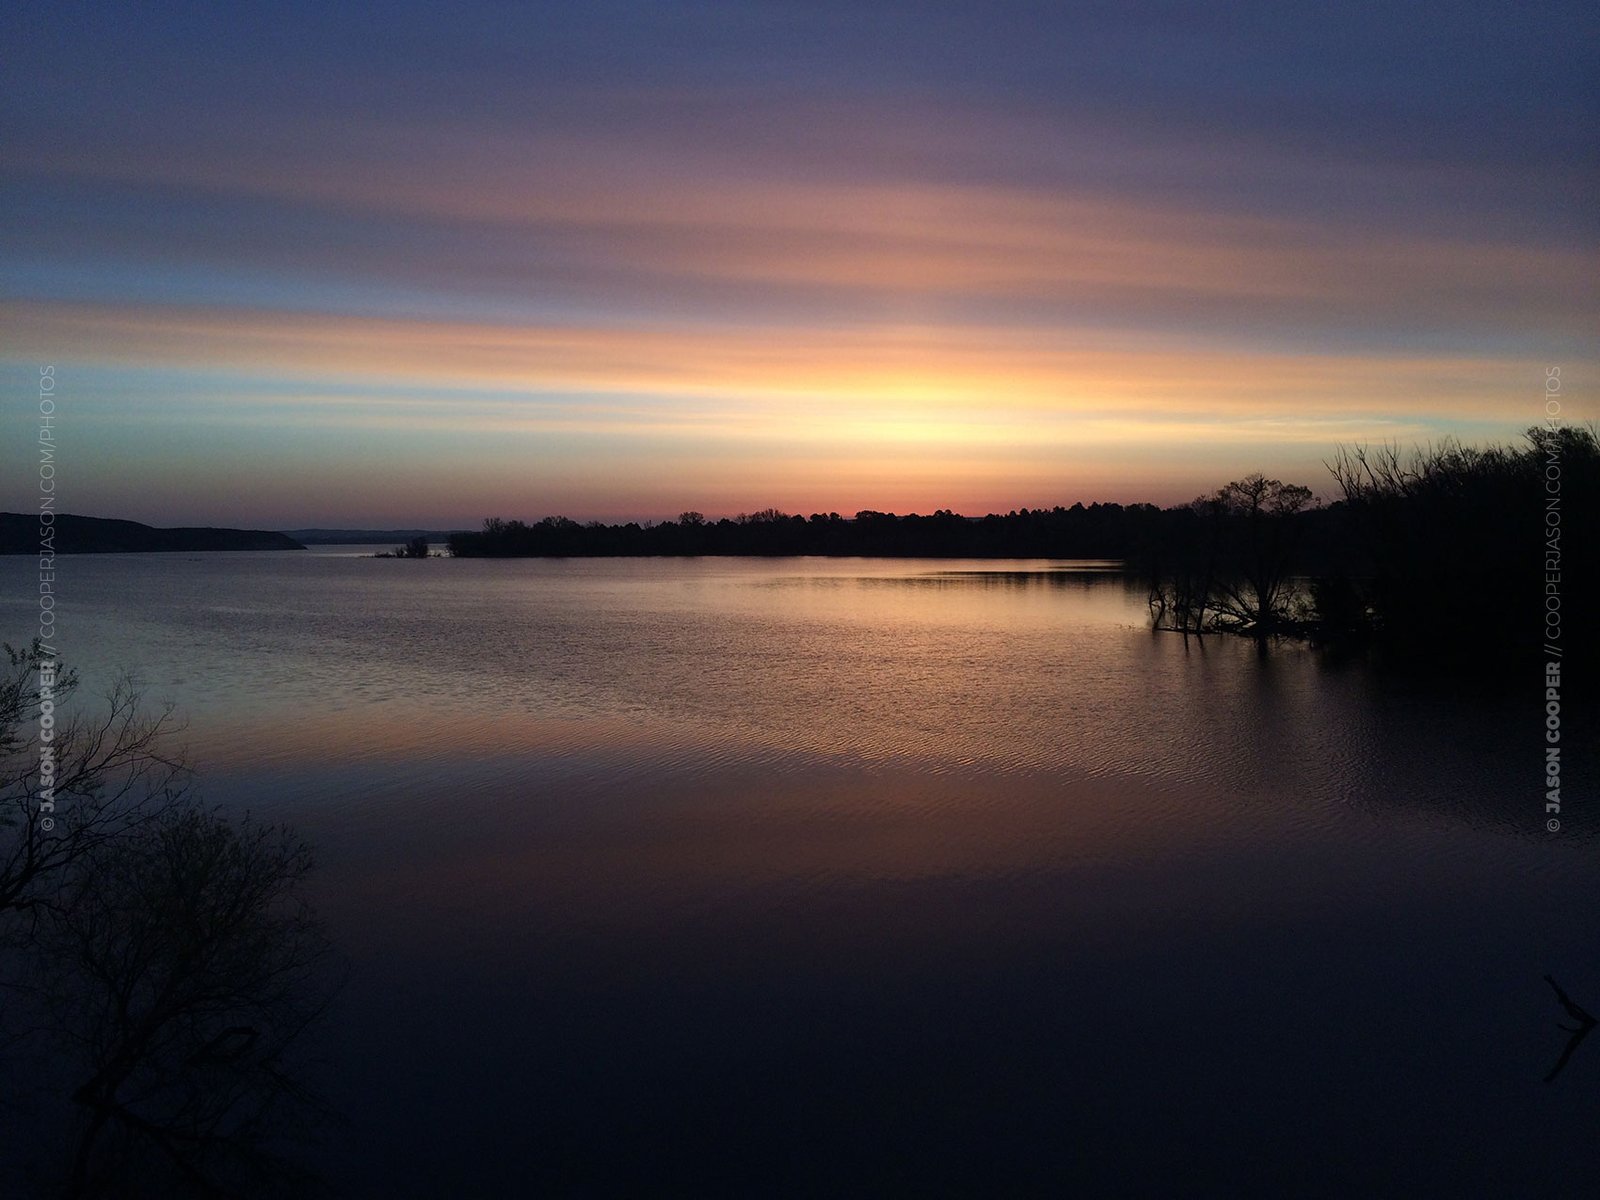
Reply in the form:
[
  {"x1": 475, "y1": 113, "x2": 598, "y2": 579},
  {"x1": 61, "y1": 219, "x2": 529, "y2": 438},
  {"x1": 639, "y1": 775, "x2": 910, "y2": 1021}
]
[{"x1": 3, "y1": 2, "x2": 1594, "y2": 525}]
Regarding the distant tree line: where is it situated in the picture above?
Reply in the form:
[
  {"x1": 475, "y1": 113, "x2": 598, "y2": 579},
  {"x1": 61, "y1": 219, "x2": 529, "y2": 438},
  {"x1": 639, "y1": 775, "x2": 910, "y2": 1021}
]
[
  {"x1": 447, "y1": 426, "x2": 1596, "y2": 670},
  {"x1": 448, "y1": 504, "x2": 1167, "y2": 559}
]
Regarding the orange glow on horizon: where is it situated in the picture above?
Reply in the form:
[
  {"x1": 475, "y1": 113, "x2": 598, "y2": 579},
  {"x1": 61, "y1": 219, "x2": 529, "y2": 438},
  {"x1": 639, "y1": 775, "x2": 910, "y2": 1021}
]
[{"x1": 3, "y1": 299, "x2": 1553, "y2": 424}]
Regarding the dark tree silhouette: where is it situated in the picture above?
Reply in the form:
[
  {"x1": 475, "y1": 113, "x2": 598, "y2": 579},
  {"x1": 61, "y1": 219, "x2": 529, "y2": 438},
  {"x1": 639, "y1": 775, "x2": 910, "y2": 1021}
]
[
  {"x1": 1, "y1": 652, "x2": 336, "y2": 1196},
  {"x1": 1326, "y1": 424, "x2": 1599, "y2": 671},
  {"x1": 1, "y1": 641, "x2": 186, "y2": 920},
  {"x1": 1208, "y1": 475, "x2": 1316, "y2": 639},
  {"x1": 43, "y1": 806, "x2": 335, "y2": 1198},
  {"x1": 1147, "y1": 475, "x2": 1315, "y2": 640}
]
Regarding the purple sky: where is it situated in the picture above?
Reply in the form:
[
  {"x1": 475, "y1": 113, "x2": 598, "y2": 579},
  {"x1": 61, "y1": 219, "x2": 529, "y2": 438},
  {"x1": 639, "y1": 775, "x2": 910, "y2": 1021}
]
[{"x1": 3, "y1": 1, "x2": 1595, "y2": 525}]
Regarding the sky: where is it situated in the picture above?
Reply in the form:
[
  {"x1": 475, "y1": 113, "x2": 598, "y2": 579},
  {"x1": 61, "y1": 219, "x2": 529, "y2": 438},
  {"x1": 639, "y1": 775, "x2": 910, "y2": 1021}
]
[{"x1": 3, "y1": 1, "x2": 1596, "y2": 527}]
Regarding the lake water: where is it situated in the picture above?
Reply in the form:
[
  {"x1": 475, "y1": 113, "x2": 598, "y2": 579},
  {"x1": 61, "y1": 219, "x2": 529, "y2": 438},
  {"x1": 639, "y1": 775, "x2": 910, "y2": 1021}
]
[{"x1": 4, "y1": 550, "x2": 1596, "y2": 1196}]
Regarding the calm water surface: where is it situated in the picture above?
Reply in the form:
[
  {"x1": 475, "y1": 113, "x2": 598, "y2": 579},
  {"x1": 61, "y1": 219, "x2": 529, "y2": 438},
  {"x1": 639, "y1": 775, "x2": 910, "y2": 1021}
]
[{"x1": 4, "y1": 550, "x2": 1595, "y2": 1196}]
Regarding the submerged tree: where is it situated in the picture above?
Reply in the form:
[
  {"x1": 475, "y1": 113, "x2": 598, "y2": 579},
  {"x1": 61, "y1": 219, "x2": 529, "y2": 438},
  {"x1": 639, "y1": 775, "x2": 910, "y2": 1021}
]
[
  {"x1": 1208, "y1": 475, "x2": 1316, "y2": 638},
  {"x1": 1147, "y1": 475, "x2": 1315, "y2": 640}
]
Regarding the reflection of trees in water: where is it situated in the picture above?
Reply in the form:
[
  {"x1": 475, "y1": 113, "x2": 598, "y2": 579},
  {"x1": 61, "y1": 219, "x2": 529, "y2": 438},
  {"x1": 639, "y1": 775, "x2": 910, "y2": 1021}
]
[
  {"x1": 1543, "y1": 975, "x2": 1597, "y2": 1084},
  {"x1": 47, "y1": 806, "x2": 335, "y2": 1197},
  {"x1": 2, "y1": 642, "x2": 336, "y2": 1197},
  {"x1": 849, "y1": 566, "x2": 1137, "y2": 594}
]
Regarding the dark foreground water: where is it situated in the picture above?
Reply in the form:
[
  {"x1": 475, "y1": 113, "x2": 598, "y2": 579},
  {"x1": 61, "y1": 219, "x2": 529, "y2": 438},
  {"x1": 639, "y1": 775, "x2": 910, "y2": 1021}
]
[{"x1": 4, "y1": 550, "x2": 1596, "y2": 1196}]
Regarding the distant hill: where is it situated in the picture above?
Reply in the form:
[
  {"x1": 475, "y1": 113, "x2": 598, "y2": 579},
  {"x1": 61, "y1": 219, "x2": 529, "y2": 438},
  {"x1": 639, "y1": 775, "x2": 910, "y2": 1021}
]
[
  {"x1": 281, "y1": 529, "x2": 467, "y2": 544},
  {"x1": 1, "y1": 513, "x2": 305, "y2": 554}
]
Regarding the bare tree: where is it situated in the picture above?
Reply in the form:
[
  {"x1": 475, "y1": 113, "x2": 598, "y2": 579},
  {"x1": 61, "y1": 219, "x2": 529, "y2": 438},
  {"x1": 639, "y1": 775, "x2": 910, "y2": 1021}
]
[
  {"x1": 1148, "y1": 493, "x2": 1225, "y2": 641},
  {"x1": 1324, "y1": 425, "x2": 1598, "y2": 667},
  {"x1": 1, "y1": 641, "x2": 187, "y2": 922},
  {"x1": 1207, "y1": 475, "x2": 1315, "y2": 638},
  {"x1": 1148, "y1": 476, "x2": 1314, "y2": 641},
  {"x1": 1, "y1": 648, "x2": 337, "y2": 1196}
]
